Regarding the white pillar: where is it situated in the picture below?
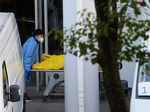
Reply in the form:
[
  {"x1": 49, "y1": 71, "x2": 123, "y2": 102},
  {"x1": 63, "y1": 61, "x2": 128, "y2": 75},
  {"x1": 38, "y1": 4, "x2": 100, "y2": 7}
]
[
  {"x1": 44, "y1": 0, "x2": 49, "y2": 86},
  {"x1": 34, "y1": 0, "x2": 40, "y2": 92},
  {"x1": 44, "y1": 0, "x2": 48, "y2": 54},
  {"x1": 63, "y1": 0, "x2": 100, "y2": 112},
  {"x1": 34, "y1": 0, "x2": 38, "y2": 29}
]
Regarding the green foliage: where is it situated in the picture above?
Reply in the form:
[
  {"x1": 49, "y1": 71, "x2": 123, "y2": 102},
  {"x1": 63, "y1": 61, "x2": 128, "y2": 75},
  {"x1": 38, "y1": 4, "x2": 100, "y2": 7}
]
[
  {"x1": 48, "y1": 29, "x2": 64, "y2": 49},
  {"x1": 118, "y1": 9, "x2": 150, "y2": 64},
  {"x1": 52, "y1": 0, "x2": 150, "y2": 66},
  {"x1": 55, "y1": 1, "x2": 150, "y2": 112}
]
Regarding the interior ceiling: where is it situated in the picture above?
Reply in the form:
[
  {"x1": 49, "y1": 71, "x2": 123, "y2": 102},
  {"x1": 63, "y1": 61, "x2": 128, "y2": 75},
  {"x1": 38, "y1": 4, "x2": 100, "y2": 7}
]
[{"x1": 0, "y1": 0, "x2": 34, "y2": 18}]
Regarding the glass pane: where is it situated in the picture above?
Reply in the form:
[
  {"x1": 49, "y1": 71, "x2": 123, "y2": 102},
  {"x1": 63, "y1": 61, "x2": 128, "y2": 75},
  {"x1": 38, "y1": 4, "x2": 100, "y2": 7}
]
[
  {"x1": 139, "y1": 62, "x2": 150, "y2": 82},
  {"x1": 138, "y1": 60, "x2": 150, "y2": 96}
]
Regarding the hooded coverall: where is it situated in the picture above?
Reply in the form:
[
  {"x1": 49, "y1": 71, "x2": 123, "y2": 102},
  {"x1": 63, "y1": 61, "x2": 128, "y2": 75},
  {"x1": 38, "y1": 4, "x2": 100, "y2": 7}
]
[{"x1": 22, "y1": 36, "x2": 39, "y2": 85}]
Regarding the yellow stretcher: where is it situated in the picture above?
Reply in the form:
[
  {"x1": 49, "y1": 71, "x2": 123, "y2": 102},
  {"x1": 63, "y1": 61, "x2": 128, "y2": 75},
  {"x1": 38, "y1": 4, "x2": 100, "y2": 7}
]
[
  {"x1": 32, "y1": 54, "x2": 64, "y2": 70},
  {"x1": 31, "y1": 54, "x2": 103, "y2": 97},
  {"x1": 32, "y1": 54, "x2": 102, "y2": 70}
]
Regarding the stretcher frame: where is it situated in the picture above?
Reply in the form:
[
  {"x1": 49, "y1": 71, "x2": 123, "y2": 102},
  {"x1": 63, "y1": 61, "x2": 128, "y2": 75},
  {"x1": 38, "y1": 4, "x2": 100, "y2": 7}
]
[
  {"x1": 30, "y1": 69, "x2": 64, "y2": 96},
  {"x1": 31, "y1": 69, "x2": 103, "y2": 97}
]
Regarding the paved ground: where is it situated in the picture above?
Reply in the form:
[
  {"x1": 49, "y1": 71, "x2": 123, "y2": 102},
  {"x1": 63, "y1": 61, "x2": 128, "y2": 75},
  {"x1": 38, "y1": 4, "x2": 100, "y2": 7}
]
[
  {"x1": 25, "y1": 86, "x2": 130, "y2": 112},
  {"x1": 25, "y1": 87, "x2": 64, "y2": 112},
  {"x1": 26, "y1": 100, "x2": 64, "y2": 112},
  {"x1": 26, "y1": 98, "x2": 110, "y2": 112}
]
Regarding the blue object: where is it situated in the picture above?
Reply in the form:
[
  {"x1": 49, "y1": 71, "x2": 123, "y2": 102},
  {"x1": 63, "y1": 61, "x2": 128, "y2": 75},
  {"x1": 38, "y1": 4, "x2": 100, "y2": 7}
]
[
  {"x1": 22, "y1": 36, "x2": 39, "y2": 85},
  {"x1": 24, "y1": 71, "x2": 32, "y2": 85}
]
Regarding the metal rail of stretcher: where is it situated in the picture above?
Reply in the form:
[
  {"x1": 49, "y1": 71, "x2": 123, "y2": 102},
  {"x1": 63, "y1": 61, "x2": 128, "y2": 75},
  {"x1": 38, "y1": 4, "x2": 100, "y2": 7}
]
[{"x1": 31, "y1": 69, "x2": 103, "y2": 97}]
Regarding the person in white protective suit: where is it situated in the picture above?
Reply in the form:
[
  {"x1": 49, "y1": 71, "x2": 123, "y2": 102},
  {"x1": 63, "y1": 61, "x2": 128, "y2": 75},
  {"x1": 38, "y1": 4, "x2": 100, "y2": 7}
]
[{"x1": 22, "y1": 29, "x2": 44, "y2": 100}]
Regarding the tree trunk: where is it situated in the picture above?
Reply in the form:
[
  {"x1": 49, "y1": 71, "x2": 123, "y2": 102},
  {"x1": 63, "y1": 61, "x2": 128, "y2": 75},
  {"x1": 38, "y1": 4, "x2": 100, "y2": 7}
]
[
  {"x1": 95, "y1": 0, "x2": 129, "y2": 112},
  {"x1": 100, "y1": 38, "x2": 129, "y2": 112}
]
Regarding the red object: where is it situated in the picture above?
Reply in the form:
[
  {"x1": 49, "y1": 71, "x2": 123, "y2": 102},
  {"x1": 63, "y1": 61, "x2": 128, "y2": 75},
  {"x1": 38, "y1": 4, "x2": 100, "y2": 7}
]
[{"x1": 136, "y1": 1, "x2": 141, "y2": 4}]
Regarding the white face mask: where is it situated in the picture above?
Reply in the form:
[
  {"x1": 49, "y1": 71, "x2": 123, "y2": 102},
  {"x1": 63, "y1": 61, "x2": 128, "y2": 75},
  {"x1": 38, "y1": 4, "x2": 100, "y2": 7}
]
[{"x1": 38, "y1": 38, "x2": 44, "y2": 43}]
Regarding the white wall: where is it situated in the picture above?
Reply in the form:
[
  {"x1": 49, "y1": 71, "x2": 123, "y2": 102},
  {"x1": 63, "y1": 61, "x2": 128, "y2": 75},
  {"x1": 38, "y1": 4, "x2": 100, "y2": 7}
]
[
  {"x1": 63, "y1": 0, "x2": 100, "y2": 112},
  {"x1": 120, "y1": 61, "x2": 137, "y2": 88}
]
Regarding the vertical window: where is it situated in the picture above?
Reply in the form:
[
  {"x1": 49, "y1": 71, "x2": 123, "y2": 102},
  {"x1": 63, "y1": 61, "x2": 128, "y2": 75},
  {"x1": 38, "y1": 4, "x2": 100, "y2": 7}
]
[
  {"x1": 137, "y1": 59, "x2": 150, "y2": 97},
  {"x1": 138, "y1": 63, "x2": 150, "y2": 82},
  {"x1": 2, "y1": 61, "x2": 9, "y2": 107}
]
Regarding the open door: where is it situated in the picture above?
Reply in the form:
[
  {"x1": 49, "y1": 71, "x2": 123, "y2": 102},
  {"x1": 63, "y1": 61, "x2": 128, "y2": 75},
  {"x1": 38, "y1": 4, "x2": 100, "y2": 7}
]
[{"x1": 2, "y1": 61, "x2": 12, "y2": 112}]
